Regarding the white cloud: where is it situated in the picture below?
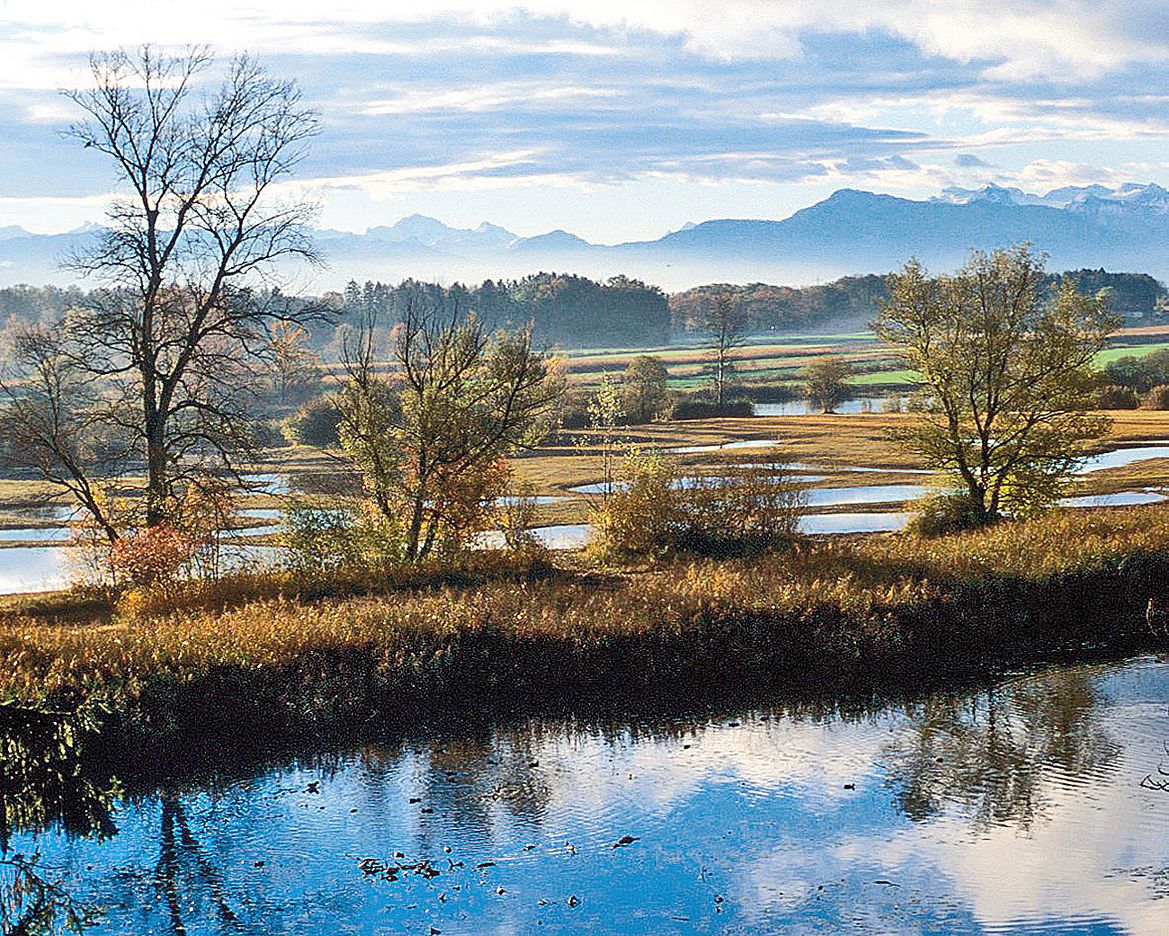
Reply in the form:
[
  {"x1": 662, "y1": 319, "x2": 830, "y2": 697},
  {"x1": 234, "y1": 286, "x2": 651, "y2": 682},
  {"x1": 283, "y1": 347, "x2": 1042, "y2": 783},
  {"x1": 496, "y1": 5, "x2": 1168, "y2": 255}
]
[
  {"x1": 2, "y1": 1, "x2": 1167, "y2": 87},
  {"x1": 292, "y1": 149, "x2": 578, "y2": 197},
  {"x1": 0, "y1": 193, "x2": 114, "y2": 233},
  {"x1": 1014, "y1": 159, "x2": 1128, "y2": 188},
  {"x1": 358, "y1": 82, "x2": 624, "y2": 116},
  {"x1": 5, "y1": 0, "x2": 1169, "y2": 238}
]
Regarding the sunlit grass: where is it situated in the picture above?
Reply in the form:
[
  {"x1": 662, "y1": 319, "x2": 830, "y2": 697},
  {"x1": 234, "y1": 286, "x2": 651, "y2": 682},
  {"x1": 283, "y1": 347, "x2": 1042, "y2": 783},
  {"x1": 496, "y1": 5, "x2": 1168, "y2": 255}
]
[
  {"x1": 1093, "y1": 342, "x2": 1169, "y2": 366},
  {"x1": 1, "y1": 506, "x2": 1166, "y2": 757},
  {"x1": 848, "y1": 369, "x2": 920, "y2": 386}
]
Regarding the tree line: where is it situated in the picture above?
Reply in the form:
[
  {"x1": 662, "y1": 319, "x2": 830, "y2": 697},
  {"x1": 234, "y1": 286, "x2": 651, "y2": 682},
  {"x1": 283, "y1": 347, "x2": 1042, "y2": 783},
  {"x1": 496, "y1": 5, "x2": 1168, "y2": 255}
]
[
  {"x1": 6, "y1": 269, "x2": 1161, "y2": 359},
  {"x1": 339, "y1": 273, "x2": 670, "y2": 350},
  {"x1": 670, "y1": 269, "x2": 1165, "y2": 335}
]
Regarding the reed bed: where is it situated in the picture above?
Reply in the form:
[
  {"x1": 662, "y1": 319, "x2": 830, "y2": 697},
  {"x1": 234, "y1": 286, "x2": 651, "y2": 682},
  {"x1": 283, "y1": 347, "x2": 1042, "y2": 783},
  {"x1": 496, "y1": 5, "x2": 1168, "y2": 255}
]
[{"x1": 2, "y1": 507, "x2": 1168, "y2": 760}]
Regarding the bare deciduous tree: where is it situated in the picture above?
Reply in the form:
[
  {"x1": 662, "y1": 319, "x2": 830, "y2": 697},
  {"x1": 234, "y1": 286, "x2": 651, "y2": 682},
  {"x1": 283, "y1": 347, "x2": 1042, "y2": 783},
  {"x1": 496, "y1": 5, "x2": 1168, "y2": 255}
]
[
  {"x1": 0, "y1": 322, "x2": 127, "y2": 540},
  {"x1": 2, "y1": 47, "x2": 325, "y2": 531},
  {"x1": 703, "y1": 293, "x2": 748, "y2": 407}
]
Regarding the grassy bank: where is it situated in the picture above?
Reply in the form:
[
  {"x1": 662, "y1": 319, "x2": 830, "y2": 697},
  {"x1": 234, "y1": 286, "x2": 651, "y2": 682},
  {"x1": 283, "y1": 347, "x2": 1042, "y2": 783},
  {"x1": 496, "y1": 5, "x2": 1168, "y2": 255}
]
[{"x1": 3, "y1": 507, "x2": 1169, "y2": 767}]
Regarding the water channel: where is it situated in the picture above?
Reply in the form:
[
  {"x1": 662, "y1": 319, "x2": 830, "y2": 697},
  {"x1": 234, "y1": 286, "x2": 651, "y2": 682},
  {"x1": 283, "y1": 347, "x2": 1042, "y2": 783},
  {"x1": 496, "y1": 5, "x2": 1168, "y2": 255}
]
[{"x1": 7, "y1": 655, "x2": 1169, "y2": 934}]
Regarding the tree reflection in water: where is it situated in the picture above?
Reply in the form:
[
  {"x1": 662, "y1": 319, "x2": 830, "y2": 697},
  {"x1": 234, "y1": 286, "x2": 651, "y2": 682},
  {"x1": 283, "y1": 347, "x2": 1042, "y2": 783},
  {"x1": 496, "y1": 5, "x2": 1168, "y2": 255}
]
[
  {"x1": 0, "y1": 701, "x2": 118, "y2": 933},
  {"x1": 154, "y1": 794, "x2": 240, "y2": 934},
  {"x1": 882, "y1": 666, "x2": 1121, "y2": 829},
  {"x1": 0, "y1": 662, "x2": 1158, "y2": 934}
]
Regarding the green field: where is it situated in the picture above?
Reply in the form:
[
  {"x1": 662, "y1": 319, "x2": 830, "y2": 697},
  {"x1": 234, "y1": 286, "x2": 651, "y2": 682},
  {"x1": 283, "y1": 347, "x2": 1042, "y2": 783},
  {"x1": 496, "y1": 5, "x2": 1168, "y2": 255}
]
[
  {"x1": 326, "y1": 326, "x2": 1169, "y2": 400},
  {"x1": 1092, "y1": 342, "x2": 1169, "y2": 367},
  {"x1": 848, "y1": 369, "x2": 919, "y2": 386},
  {"x1": 570, "y1": 330, "x2": 1169, "y2": 396}
]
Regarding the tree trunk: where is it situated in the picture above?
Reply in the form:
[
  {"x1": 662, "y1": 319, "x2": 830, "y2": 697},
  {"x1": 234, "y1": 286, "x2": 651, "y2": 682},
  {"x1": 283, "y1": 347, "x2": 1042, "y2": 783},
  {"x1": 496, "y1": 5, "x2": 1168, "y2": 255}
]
[
  {"x1": 966, "y1": 481, "x2": 992, "y2": 524},
  {"x1": 145, "y1": 414, "x2": 168, "y2": 527},
  {"x1": 404, "y1": 489, "x2": 426, "y2": 562}
]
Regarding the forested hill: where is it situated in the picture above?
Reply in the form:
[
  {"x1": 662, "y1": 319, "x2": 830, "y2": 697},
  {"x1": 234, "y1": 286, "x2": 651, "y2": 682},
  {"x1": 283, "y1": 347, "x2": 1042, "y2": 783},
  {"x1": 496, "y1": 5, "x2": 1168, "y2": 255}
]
[
  {"x1": 669, "y1": 269, "x2": 1168, "y2": 336},
  {"x1": 669, "y1": 276, "x2": 888, "y2": 335},
  {"x1": 340, "y1": 273, "x2": 671, "y2": 349}
]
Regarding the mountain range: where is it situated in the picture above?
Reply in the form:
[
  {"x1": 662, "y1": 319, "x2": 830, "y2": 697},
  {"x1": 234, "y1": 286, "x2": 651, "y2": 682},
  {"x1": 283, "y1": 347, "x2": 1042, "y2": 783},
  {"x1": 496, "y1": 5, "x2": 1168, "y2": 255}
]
[{"x1": 4, "y1": 183, "x2": 1169, "y2": 292}]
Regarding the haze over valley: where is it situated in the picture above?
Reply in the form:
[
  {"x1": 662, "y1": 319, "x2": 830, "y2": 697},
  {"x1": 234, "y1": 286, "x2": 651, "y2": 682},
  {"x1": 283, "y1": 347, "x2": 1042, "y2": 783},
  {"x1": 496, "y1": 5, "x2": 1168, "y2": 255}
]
[{"x1": 6, "y1": 181, "x2": 1169, "y2": 292}]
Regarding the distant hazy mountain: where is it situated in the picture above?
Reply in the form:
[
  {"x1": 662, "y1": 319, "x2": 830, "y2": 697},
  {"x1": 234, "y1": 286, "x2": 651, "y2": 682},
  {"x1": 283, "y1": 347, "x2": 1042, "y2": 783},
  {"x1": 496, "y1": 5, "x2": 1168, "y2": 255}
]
[{"x1": 5, "y1": 183, "x2": 1169, "y2": 292}]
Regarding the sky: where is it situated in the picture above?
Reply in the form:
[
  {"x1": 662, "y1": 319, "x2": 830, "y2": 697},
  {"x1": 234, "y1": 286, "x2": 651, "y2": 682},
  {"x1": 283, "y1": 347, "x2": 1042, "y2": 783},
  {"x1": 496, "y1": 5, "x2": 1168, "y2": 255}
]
[{"x1": 2, "y1": 1, "x2": 1169, "y2": 242}]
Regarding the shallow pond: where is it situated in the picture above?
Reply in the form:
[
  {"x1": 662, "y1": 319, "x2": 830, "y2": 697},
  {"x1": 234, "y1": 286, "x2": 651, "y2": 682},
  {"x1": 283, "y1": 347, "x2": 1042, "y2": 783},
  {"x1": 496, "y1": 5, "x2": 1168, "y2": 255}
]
[
  {"x1": 478, "y1": 513, "x2": 922, "y2": 548},
  {"x1": 753, "y1": 398, "x2": 897, "y2": 416},
  {"x1": 570, "y1": 474, "x2": 830, "y2": 496},
  {"x1": 476, "y1": 524, "x2": 594, "y2": 550},
  {"x1": 10, "y1": 656, "x2": 1169, "y2": 934},
  {"x1": 0, "y1": 545, "x2": 71, "y2": 593},
  {"x1": 804, "y1": 483, "x2": 927, "y2": 507},
  {"x1": 0, "y1": 544, "x2": 283, "y2": 596},
  {"x1": 799, "y1": 511, "x2": 914, "y2": 534},
  {"x1": 1058, "y1": 490, "x2": 1168, "y2": 508},
  {"x1": 1078, "y1": 442, "x2": 1169, "y2": 473},
  {"x1": 788, "y1": 462, "x2": 933, "y2": 476},
  {"x1": 0, "y1": 526, "x2": 72, "y2": 542},
  {"x1": 667, "y1": 439, "x2": 785, "y2": 455}
]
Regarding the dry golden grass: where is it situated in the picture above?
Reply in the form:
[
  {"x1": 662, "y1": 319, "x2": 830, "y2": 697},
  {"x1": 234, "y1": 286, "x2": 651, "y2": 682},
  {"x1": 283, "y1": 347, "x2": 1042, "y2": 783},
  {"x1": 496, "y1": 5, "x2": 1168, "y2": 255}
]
[{"x1": 1, "y1": 505, "x2": 1167, "y2": 752}]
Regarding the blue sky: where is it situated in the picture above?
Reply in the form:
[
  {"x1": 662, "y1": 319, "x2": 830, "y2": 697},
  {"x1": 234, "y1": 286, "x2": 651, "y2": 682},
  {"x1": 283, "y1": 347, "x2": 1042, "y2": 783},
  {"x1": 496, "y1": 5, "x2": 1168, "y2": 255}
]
[{"x1": 3, "y1": 1, "x2": 1169, "y2": 241}]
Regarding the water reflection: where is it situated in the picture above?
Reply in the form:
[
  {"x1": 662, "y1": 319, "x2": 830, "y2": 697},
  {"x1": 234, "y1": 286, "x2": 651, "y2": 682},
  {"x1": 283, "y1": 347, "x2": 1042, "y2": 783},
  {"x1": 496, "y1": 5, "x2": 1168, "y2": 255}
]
[
  {"x1": 799, "y1": 511, "x2": 913, "y2": 534},
  {"x1": 882, "y1": 670, "x2": 1122, "y2": 829},
  {"x1": 0, "y1": 546, "x2": 71, "y2": 595},
  {"x1": 9, "y1": 658, "x2": 1169, "y2": 933},
  {"x1": 665, "y1": 439, "x2": 784, "y2": 455},
  {"x1": 0, "y1": 527, "x2": 72, "y2": 542},
  {"x1": 804, "y1": 483, "x2": 927, "y2": 506},
  {"x1": 1058, "y1": 490, "x2": 1167, "y2": 508},
  {"x1": 0, "y1": 702, "x2": 117, "y2": 933},
  {"x1": 479, "y1": 513, "x2": 920, "y2": 547},
  {"x1": 571, "y1": 472, "x2": 816, "y2": 495}
]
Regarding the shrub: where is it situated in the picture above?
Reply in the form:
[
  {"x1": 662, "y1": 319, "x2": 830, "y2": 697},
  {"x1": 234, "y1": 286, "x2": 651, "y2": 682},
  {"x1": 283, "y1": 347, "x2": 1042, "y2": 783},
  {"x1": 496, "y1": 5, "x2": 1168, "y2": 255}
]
[
  {"x1": 1096, "y1": 385, "x2": 1140, "y2": 409},
  {"x1": 279, "y1": 498, "x2": 408, "y2": 581},
  {"x1": 621, "y1": 355, "x2": 671, "y2": 422},
  {"x1": 907, "y1": 493, "x2": 993, "y2": 537},
  {"x1": 591, "y1": 451, "x2": 804, "y2": 559},
  {"x1": 669, "y1": 398, "x2": 753, "y2": 420},
  {"x1": 490, "y1": 483, "x2": 551, "y2": 561},
  {"x1": 590, "y1": 448, "x2": 682, "y2": 558},
  {"x1": 110, "y1": 523, "x2": 196, "y2": 587},
  {"x1": 678, "y1": 463, "x2": 804, "y2": 556},
  {"x1": 744, "y1": 385, "x2": 798, "y2": 403},
  {"x1": 280, "y1": 502, "x2": 367, "y2": 576},
  {"x1": 172, "y1": 481, "x2": 238, "y2": 580},
  {"x1": 1143, "y1": 384, "x2": 1169, "y2": 410},
  {"x1": 558, "y1": 393, "x2": 592, "y2": 430},
  {"x1": 282, "y1": 395, "x2": 341, "y2": 447}
]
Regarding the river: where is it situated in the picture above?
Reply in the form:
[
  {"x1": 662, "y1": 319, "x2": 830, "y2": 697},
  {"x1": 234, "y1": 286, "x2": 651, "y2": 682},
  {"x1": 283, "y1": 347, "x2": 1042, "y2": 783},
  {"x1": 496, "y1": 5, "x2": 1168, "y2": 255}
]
[{"x1": 7, "y1": 655, "x2": 1169, "y2": 934}]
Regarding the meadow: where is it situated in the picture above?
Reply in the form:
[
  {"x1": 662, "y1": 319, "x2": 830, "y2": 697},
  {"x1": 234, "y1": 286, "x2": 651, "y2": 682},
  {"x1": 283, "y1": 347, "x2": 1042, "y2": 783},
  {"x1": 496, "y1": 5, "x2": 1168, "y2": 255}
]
[
  {"x1": 560, "y1": 323, "x2": 1169, "y2": 394},
  {"x1": 4, "y1": 407, "x2": 1169, "y2": 539}
]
